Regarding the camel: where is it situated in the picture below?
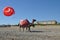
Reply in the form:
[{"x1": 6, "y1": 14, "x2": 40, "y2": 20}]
[{"x1": 18, "y1": 19, "x2": 36, "y2": 31}]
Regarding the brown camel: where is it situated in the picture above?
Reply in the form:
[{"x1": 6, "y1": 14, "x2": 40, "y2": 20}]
[{"x1": 19, "y1": 19, "x2": 36, "y2": 31}]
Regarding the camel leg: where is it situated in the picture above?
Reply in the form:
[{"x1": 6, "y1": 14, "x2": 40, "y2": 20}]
[
  {"x1": 26, "y1": 27, "x2": 27, "y2": 30},
  {"x1": 23, "y1": 27, "x2": 24, "y2": 31},
  {"x1": 28, "y1": 27, "x2": 30, "y2": 31},
  {"x1": 19, "y1": 26, "x2": 21, "y2": 31}
]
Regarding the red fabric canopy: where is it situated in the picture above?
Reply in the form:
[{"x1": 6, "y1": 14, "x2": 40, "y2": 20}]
[{"x1": 20, "y1": 19, "x2": 30, "y2": 26}]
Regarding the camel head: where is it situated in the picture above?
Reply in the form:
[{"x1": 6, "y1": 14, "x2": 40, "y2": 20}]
[
  {"x1": 32, "y1": 19, "x2": 36, "y2": 24},
  {"x1": 30, "y1": 19, "x2": 36, "y2": 27}
]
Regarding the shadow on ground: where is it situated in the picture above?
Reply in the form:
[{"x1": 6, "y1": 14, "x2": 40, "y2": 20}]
[{"x1": 30, "y1": 30, "x2": 45, "y2": 32}]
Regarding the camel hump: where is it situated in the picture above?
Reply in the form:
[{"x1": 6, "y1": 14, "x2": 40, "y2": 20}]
[{"x1": 20, "y1": 19, "x2": 30, "y2": 26}]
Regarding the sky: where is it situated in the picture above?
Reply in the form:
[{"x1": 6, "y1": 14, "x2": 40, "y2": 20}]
[{"x1": 0, "y1": 0, "x2": 60, "y2": 25}]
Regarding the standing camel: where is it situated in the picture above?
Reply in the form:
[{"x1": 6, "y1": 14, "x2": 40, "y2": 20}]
[{"x1": 19, "y1": 19, "x2": 36, "y2": 31}]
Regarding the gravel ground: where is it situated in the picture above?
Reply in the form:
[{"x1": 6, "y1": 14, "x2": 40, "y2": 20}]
[{"x1": 0, "y1": 25, "x2": 60, "y2": 40}]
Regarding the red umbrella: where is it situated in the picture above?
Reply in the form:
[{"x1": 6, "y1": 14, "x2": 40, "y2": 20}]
[{"x1": 3, "y1": 6, "x2": 15, "y2": 16}]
